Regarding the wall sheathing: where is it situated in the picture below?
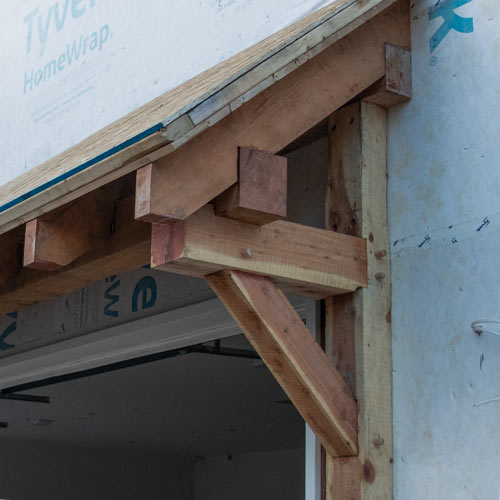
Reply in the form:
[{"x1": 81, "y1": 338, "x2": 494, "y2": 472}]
[{"x1": 388, "y1": 1, "x2": 500, "y2": 497}]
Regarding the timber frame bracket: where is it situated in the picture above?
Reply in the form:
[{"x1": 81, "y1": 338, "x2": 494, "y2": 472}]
[{"x1": 0, "y1": 2, "x2": 411, "y2": 498}]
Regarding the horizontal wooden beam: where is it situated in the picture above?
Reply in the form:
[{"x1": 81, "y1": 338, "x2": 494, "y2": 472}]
[
  {"x1": 0, "y1": 196, "x2": 366, "y2": 312},
  {"x1": 0, "y1": 196, "x2": 150, "y2": 314},
  {"x1": 150, "y1": 205, "x2": 367, "y2": 298},
  {"x1": 215, "y1": 147, "x2": 287, "y2": 225},
  {"x1": 207, "y1": 269, "x2": 358, "y2": 457},
  {"x1": 135, "y1": 3, "x2": 410, "y2": 223}
]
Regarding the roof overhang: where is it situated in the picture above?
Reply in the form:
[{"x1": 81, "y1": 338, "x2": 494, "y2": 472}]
[{"x1": 0, "y1": 0, "x2": 401, "y2": 235}]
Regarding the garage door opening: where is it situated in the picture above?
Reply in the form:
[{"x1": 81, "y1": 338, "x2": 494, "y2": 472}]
[{"x1": 0, "y1": 298, "x2": 319, "y2": 500}]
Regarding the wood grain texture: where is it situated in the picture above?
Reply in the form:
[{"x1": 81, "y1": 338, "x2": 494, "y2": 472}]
[
  {"x1": 0, "y1": 195, "x2": 150, "y2": 314},
  {"x1": 23, "y1": 184, "x2": 123, "y2": 270},
  {"x1": 135, "y1": 164, "x2": 162, "y2": 223},
  {"x1": 206, "y1": 269, "x2": 358, "y2": 457},
  {"x1": 327, "y1": 457, "x2": 364, "y2": 499},
  {"x1": 325, "y1": 101, "x2": 394, "y2": 499},
  {"x1": 361, "y1": 43, "x2": 411, "y2": 108},
  {"x1": 151, "y1": 205, "x2": 367, "y2": 298},
  {"x1": 132, "y1": 2, "x2": 409, "y2": 223},
  {"x1": 326, "y1": 294, "x2": 358, "y2": 396},
  {"x1": 0, "y1": 0, "x2": 398, "y2": 236},
  {"x1": 215, "y1": 147, "x2": 287, "y2": 225}
]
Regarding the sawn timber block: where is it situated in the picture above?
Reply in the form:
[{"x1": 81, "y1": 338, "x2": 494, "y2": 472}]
[{"x1": 215, "y1": 146, "x2": 287, "y2": 225}]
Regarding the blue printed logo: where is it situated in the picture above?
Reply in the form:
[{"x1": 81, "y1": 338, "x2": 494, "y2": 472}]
[
  {"x1": 429, "y1": 0, "x2": 474, "y2": 53},
  {"x1": 104, "y1": 275, "x2": 120, "y2": 318},
  {"x1": 22, "y1": 1, "x2": 109, "y2": 95},
  {"x1": 0, "y1": 312, "x2": 17, "y2": 351},
  {"x1": 132, "y1": 276, "x2": 157, "y2": 313}
]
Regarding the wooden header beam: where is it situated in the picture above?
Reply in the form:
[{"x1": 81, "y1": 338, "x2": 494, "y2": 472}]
[
  {"x1": 207, "y1": 269, "x2": 358, "y2": 457},
  {"x1": 150, "y1": 205, "x2": 367, "y2": 298},
  {"x1": 0, "y1": 199, "x2": 367, "y2": 312}
]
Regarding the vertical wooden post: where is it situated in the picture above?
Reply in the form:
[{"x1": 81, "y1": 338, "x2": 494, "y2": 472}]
[{"x1": 325, "y1": 101, "x2": 392, "y2": 499}]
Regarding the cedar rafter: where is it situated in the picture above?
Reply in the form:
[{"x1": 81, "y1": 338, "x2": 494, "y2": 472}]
[{"x1": 134, "y1": 2, "x2": 411, "y2": 224}]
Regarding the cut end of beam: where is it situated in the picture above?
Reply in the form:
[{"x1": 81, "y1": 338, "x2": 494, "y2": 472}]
[
  {"x1": 23, "y1": 219, "x2": 45, "y2": 270},
  {"x1": 23, "y1": 219, "x2": 71, "y2": 271},
  {"x1": 22, "y1": 188, "x2": 120, "y2": 271},
  {"x1": 361, "y1": 43, "x2": 411, "y2": 108},
  {"x1": 135, "y1": 163, "x2": 154, "y2": 222},
  {"x1": 151, "y1": 222, "x2": 185, "y2": 268},
  {"x1": 134, "y1": 162, "x2": 191, "y2": 223},
  {"x1": 215, "y1": 146, "x2": 287, "y2": 225}
]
